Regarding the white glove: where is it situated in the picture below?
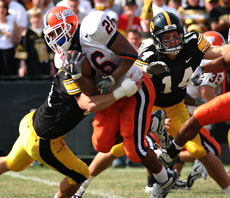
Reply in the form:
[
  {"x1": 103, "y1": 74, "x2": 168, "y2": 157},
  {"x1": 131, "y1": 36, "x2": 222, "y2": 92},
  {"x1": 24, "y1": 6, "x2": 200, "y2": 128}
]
[
  {"x1": 144, "y1": 61, "x2": 170, "y2": 75},
  {"x1": 113, "y1": 78, "x2": 138, "y2": 100}
]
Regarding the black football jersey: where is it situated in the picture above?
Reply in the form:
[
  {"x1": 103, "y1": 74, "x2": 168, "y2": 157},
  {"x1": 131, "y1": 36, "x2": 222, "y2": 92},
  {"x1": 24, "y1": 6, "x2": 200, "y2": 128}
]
[
  {"x1": 15, "y1": 29, "x2": 54, "y2": 75},
  {"x1": 33, "y1": 71, "x2": 85, "y2": 139},
  {"x1": 135, "y1": 32, "x2": 210, "y2": 107}
]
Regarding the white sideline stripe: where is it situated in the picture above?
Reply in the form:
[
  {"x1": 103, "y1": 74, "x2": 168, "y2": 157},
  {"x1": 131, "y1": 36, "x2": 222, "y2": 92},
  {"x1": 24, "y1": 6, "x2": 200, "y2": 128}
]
[{"x1": 5, "y1": 172, "x2": 125, "y2": 198}]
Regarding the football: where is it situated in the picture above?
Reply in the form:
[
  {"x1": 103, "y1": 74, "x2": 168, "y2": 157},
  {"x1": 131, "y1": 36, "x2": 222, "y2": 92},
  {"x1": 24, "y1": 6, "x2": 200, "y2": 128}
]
[{"x1": 66, "y1": 50, "x2": 93, "y2": 78}]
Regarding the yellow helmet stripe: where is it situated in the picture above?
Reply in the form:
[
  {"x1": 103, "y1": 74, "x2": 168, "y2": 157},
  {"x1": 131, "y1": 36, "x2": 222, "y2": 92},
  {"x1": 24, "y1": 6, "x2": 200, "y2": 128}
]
[{"x1": 162, "y1": 12, "x2": 171, "y2": 25}]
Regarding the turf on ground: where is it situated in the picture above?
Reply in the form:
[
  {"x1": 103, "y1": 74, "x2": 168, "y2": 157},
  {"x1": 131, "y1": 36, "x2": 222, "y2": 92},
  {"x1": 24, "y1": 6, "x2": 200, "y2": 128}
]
[{"x1": 0, "y1": 163, "x2": 229, "y2": 198}]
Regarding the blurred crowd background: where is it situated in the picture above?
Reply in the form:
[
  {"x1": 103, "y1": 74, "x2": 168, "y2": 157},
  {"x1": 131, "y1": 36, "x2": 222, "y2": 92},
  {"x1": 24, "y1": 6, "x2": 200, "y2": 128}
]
[{"x1": 0, "y1": 0, "x2": 230, "y2": 77}]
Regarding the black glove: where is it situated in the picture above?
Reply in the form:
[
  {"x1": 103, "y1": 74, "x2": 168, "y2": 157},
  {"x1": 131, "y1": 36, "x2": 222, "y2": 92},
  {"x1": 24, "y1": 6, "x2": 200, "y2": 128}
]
[
  {"x1": 166, "y1": 141, "x2": 181, "y2": 159},
  {"x1": 62, "y1": 51, "x2": 85, "y2": 80},
  {"x1": 146, "y1": 61, "x2": 170, "y2": 75},
  {"x1": 191, "y1": 66, "x2": 204, "y2": 86},
  {"x1": 95, "y1": 75, "x2": 115, "y2": 94}
]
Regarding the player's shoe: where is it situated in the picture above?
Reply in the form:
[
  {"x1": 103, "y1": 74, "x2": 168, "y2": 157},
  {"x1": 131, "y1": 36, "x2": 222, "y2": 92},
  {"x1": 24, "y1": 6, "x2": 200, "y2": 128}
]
[
  {"x1": 154, "y1": 148, "x2": 174, "y2": 168},
  {"x1": 71, "y1": 186, "x2": 85, "y2": 198},
  {"x1": 187, "y1": 160, "x2": 207, "y2": 188},
  {"x1": 172, "y1": 179, "x2": 187, "y2": 190},
  {"x1": 150, "y1": 168, "x2": 177, "y2": 198},
  {"x1": 145, "y1": 185, "x2": 153, "y2": 193}
]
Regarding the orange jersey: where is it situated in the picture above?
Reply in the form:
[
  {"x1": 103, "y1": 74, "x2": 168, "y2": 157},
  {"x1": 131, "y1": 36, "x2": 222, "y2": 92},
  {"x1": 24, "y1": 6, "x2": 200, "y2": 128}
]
[{"x1": 194, "y1": 92, "x2": 230, "y2": 126}]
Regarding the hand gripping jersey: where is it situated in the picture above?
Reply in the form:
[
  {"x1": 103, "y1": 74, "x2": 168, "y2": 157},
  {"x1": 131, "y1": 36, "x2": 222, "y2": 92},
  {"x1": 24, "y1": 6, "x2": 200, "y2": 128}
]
[
  {"x1": 187, "y1": 59, "x2": 224, "y2": 114},
  {"x1": 135, "y1": 31, "x2": 210, "y2": 107},
  {"x1": 55, "y1": 10, "x2": 143, "y2": 89}
]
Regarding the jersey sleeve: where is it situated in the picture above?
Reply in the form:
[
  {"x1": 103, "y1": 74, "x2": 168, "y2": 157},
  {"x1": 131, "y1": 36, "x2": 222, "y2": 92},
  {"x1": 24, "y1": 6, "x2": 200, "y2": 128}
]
[
  {"x1": 196, "y1": 32, "x2": 210, "y2": 53},
  {"x1": 81, "y1": 10, "x2": 118, "y2": 47},
  {"x1": 60, "y1": 71, "x2": 82, "y2": 96},
  {"x1": 134, "y1": 45, "x2": 154, "y2": 68}
]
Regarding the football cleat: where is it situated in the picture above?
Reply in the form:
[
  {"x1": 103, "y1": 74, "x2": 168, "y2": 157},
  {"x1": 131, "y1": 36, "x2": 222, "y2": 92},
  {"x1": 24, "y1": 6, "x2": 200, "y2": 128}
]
[
  {"x1": 154, "y1": 148, "x2": 174, "y2": 168},
  {"x1": 72, "y1": 179, "x2": 89, "y2": 198},
  {"x1": 145, "y1": 178, "x2": 187, "y2": 194},
  {"x1": 150, "y1": 110, "x2": 170, "y2": 149},
  {"x1": 145, "y1": 185, "x2": 154, "y2": 194},
  {"x1": 172, "y1": 179, "x2": 188, "y2": 190},
  {"x1": 150, "y1": 168, "x2": 177, "y2": 198},
  {"x1": 187, "y1": 160, "x2": 207, "y2": 188},
  {"x1": 71, "y1": 186, "x2": 85, "y2": 198}
]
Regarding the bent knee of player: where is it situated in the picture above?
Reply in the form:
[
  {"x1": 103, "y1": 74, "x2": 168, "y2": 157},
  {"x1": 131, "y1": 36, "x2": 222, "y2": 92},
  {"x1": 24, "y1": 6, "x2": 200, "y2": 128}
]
[
  {"x1": 92, "y1": 135, "x2": 113, "y2": 153},
  {"x1": 110, "y1": 142, "x2": 125, "y2": 158},
  {"x1": 93, "y1": 142, "x2": 111, "y2": 153},
  {"x1": 69, "y1": 169, "x2": 89, "y2": 185},
  {"x1": 187, "y1": 146, "x2": 207, "y2": 159}
]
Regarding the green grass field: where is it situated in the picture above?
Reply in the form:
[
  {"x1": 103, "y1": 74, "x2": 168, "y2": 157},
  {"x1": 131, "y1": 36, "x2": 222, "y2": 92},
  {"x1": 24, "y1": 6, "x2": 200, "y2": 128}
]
[{"x1": 0, "y1": 163, "x2": 229, "y2": 198}]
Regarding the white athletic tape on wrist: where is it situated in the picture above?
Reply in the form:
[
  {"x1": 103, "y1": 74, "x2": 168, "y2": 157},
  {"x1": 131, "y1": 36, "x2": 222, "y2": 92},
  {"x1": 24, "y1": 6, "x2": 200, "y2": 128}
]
[
  {"x1": 113, "y1": 79, "x2": 137, "y2": 100},
  {"x1": 113, "y1": 87, "x2": 125, "y2": 100}
]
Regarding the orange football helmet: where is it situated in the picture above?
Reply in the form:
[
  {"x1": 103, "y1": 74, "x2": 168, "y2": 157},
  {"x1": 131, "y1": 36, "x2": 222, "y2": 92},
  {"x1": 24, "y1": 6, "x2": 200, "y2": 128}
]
[
  {"x1": 43, "y1": 6, "x2": 79, "y2": 53},
  {"x1": 203, "y1": 31, "x2": 226, "y2": 46}
]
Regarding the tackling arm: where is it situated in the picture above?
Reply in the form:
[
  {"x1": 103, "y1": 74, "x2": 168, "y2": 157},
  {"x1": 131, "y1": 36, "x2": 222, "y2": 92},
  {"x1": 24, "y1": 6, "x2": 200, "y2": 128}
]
[
  {"x1": 76, "y1": 78, "x2": 139, "y2": 112},
  {"x1": 76, "y1": 92, "x2": 116, "y2": 112},
  {"x1": 202, "y1": 52, "x2": 230, "y2": 73},
  {"x1": 203, "y1": 44, "x2": 230, "y2": 60}
]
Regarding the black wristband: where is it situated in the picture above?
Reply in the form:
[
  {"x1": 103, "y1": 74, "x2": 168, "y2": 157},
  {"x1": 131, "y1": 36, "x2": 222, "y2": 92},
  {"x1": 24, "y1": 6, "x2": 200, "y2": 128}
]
[{"x1": 167, "y1": 142, "x2": 181, "y2": 159}]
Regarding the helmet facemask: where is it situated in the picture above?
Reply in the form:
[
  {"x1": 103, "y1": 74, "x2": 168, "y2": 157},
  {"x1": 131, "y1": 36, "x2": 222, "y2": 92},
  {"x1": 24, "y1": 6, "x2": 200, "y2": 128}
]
[
  {"x1": 43, "y1": 12, "x2": 77, "y2": 53},
  {"x1": 150, "y1": 12, "x2": 185, "y2": 55},
  {"x1": 152, "y1": 26, "x2": 184, "y2": 55}
]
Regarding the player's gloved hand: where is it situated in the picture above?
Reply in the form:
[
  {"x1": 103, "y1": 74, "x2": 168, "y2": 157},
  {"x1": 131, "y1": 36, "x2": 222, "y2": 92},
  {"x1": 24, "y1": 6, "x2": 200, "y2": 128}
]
[
  {"x1": 144, "y1": 61, "x2": 170, "y2": 75},
  {"x1": 113, "y1": 78, "x2": 138, "y2": 100},
  {"x1": 191, "y1": 66, "x2": 204, "y2": 86},
  {"x1": 62, "y1": 51, "x2": 85, "y2": 80},
  {"x1": 95, "y1": 75, "x2": 115, "y2": 94}
]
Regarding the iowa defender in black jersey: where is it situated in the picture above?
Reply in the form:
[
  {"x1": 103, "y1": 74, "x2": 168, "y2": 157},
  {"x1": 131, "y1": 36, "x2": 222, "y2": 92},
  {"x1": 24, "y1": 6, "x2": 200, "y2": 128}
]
[
  {"x1": 0, "y1": 71, "x2": 89, "y2": 198},
  {"x1": 0, "y1": 65, "x2": 138, "y2": 198},
  {"x1": 135, "y1": 11, "x2": 230, "y2": 197}
]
